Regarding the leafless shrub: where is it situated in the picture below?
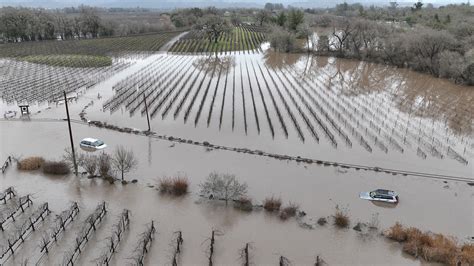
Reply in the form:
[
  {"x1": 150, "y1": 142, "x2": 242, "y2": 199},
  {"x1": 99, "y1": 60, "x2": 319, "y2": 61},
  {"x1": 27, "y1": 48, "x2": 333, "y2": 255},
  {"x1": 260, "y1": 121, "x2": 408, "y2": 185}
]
[
  {"x1": 385, "y1": 223, "x2": 466, "y2": 265},
  {"x1": 42, "y1": 161, "x2": 70, "y2": 175},
  {"x1": 333, "y1": 205, "x2": 350, "y2": 228},
  {"x1": 158, "y1": 176, "x2": 189, "y2": 196},
  {"x1": 317, "y1": 217, "x2": 328, "y2": 226},
  {"x1": 263, "y1": 196, "x2": 281, "y2": 212},
  {"x1": 385, "y1": 222, "x2": 407, "y2": 241},
  {"x1": 172, "y1": 177, "x2": 189, "y2": 195},
  {"x1": 158, "y1": 177, "x2": 174, "y2": 193},
  {"x1": 459, "y1": 244, "x2": 474, "y2": 265},
  {"x1": 17, "y1": 156, "x2": 44, "y2": 170},
  {"x1": 81, "y1": 154, "x2": 97, "y2": 177},
  {"x1": 98, "y1": 152, "x2": 112, "y2": 178},
  {"x1": 234, "y1": 197, "x2": 253, "y2": 212},
  {"x1": 62, "y1": 148, "x2": 84, "y2": 169},
  {"x1": 279, "y1": 202, "x2": 299, "y2": 220}
]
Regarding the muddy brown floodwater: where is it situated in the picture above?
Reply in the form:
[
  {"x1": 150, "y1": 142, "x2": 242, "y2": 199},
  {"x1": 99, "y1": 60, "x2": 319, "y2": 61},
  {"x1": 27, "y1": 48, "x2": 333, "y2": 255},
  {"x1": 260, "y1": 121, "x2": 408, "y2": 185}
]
[{"x1": 0, "y1": 41, "x2": 473, "y2": 265}]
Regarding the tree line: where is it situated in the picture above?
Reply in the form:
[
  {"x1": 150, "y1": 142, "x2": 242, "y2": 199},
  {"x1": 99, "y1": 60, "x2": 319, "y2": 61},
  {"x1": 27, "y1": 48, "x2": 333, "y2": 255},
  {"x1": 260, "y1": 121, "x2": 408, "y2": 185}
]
[
  {"x1": 260, "y1": 3, "x2": 473, "y2": 85},
  {"x1": 309, "y1": 3, "x2": 473, "y2": 85},
  {"x1": 0, "y1": 6, "x2": 174, "y2": 43}
]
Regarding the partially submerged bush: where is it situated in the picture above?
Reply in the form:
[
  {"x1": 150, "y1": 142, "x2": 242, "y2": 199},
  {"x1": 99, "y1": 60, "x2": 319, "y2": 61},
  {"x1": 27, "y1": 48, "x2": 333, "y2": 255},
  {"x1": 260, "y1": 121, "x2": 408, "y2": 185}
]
[
  {"x1": 386, "y1": 222, "x2": 407, "y2": 242},
  {"x1": 199, "y1": 172, "x2": 248, "y2": 204},
  {"x1": 81, "y1": 154, "x2": 97, "y2": 177},
  {"x1": 98, "y1": 152, "x2": 112, "y2": 177},
  {"x1": 43, "y1": 161, "x2": 70, "y2": 175},
  {"x1": 158, "y1": 176, "x2": 189, "y2": 196},
  {"x1": 158, "y1": 178, "x2": 173, "y2": 193},
  {"x1": 333, "y1": 205, "x2": 350, "y2": 228},
  {"x1": 459, "y1": 244, "x2": 474, "y2": 265},
  {"x1": 317, "y1": 217, "x2": 328, "y2": 226},
  {"x1": 17, "y1": 156, "x2": 44, "y2": 170},
  {"x1": 385, "y1": 223, "x2": 470, "y2": 265},
  {"x1": 172, "y1": 177, "x2": 189, "y2": 195},
  {"x1": 279, "y1": 203, "x2": 299, "y2": 220},
  {"x1": 263, "y1": 196, "x2": 282, "y2": 212},
  {"x1": 234, "y1": 197, "x2": 253, "y2": 212}
]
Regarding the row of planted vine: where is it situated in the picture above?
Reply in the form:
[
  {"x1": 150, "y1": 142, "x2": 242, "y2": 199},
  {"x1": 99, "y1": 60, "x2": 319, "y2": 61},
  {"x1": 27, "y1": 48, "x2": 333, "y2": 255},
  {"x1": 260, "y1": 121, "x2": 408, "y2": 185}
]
[
  {"x1": 169, "y1": 26, "x2": 266, "y2": 55},
  {"x1": 0, "y1": 32, "x2": 181, "y2": 58},
  {"x1": 0, "y1": 58, "x2": 131, "y2": 104},
  {"x1": 102, "y1": 54, "x2": 469, "y2": 164}
]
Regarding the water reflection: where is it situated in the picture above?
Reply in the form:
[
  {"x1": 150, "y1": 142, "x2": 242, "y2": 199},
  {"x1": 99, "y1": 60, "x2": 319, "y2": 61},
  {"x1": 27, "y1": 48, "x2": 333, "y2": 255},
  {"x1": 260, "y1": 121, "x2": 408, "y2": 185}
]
[
  {"x1": 262, "y1": 51, "x2": 473, "y2": 136},
  {"x1": 193, "y1": 56, "x2": 235, "y2": 76},
  {"x1": 263, "y1": 51, "x2": 304, "y2": 70}
]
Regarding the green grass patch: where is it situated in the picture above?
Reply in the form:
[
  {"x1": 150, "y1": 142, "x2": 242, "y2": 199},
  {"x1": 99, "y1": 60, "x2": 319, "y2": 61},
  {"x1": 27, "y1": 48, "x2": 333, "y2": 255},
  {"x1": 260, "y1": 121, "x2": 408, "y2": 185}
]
[{"x1": 21, "y1": 54, "x2": 113, "y2": 68}]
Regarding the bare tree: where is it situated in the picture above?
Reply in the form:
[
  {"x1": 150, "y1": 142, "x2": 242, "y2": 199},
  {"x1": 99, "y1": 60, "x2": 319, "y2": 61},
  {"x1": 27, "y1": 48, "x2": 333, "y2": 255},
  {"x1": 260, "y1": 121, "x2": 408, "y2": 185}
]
[
  {"x1": 331, "y1": 17, "x2": 354, "y2": 56},
  {"x1": 256, "y1": 10, "x2": 271, "y2": 26},
  {"x1": 199, "y1": 172, "x2": 248, "y2": 205},
  {"x1": 81, "y1": 154, "x2": 97, "y2": 177},
  {"x1": 111, "y1": 146, "x2": 137, "y2": 181}
]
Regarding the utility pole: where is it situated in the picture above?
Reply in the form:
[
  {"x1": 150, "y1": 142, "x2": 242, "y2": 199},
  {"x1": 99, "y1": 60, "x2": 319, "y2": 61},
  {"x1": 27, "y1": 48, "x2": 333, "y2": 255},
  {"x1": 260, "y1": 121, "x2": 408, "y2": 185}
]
[
  {"x1": 64, "y1": 91, "x2": 78, "y2": 176},
  {"x1": 143, "y1": 93, "x2": 151, "y2": 132}
]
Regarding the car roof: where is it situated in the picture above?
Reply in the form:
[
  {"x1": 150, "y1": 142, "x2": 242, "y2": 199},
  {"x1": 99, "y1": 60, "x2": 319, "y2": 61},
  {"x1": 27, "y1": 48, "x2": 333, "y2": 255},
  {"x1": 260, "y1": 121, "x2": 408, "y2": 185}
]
[
  {"x1": 374, "y1": 189, "x2": 397, "y2": 196},
  {"x1": 82, "y1": 138, "x2": 99, "y2": 142}
]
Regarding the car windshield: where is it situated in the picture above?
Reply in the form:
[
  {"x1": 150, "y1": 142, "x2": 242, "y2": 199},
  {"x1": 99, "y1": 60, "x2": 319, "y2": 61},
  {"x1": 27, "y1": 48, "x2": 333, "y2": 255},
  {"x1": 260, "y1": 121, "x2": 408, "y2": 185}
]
[{"x1": 93, "y1": 140, "x2": 104, "y2": 146}]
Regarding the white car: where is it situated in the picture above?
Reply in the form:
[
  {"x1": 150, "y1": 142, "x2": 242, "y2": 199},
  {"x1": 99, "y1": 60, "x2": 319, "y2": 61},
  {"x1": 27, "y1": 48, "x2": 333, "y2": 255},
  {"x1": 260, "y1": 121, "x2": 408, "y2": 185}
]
[
  {"x1": 360, "y1": 189, "x2": 399, "y2": 204},
  {"x1": 80, "y1": 138, "x2": 107, "y2": 151}
]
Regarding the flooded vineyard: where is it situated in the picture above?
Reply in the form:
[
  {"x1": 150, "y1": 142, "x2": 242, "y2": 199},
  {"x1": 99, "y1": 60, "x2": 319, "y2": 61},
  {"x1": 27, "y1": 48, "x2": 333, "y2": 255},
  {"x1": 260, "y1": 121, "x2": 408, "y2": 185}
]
[
  {"x1": 1, "y1": 35, "x2": 473, "y2": 265},
  {"x1": 97, "y1": 52, "x2": 473, "y2": 177},
  {"x1": 0, "y1": 58, "x2": 132, "y2": 104}
]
